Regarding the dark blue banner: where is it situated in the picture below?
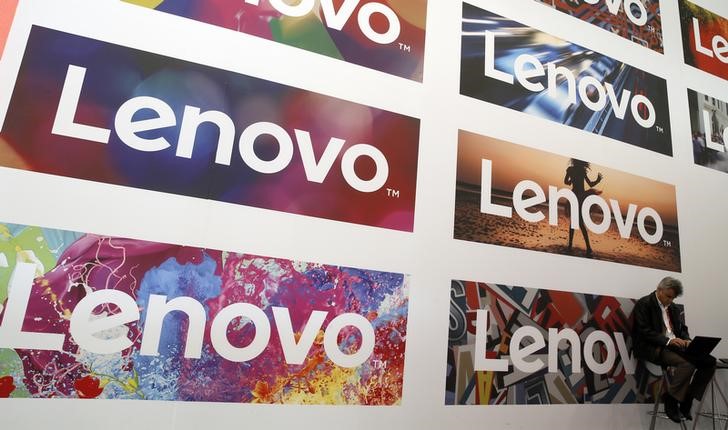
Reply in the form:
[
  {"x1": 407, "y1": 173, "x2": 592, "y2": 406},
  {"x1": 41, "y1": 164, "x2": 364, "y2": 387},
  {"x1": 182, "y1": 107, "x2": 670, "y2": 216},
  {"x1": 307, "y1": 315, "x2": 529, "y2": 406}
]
[{"x1": 460, "y1": 3, "x2": 672, "y2": 156}]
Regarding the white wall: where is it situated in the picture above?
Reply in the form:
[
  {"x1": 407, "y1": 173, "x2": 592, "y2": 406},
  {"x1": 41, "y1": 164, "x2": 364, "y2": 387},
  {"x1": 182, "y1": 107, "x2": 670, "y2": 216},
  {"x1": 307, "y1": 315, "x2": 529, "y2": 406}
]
[{"x1": 0, "y1": 0, "x2": 726, "y2": 428}]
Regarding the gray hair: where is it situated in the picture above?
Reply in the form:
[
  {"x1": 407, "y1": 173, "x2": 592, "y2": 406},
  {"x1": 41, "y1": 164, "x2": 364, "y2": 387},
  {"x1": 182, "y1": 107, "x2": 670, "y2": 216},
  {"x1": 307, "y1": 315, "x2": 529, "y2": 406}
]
[{"x1": 657, "y1": 276, "x2": 683, "y2": 297}]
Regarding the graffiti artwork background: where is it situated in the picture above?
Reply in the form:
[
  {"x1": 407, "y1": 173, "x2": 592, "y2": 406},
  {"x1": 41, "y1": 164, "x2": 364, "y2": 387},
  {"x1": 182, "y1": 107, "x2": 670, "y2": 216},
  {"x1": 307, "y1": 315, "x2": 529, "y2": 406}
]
[
  {"x1": 679, "y1": 0, "x2": 728, "y2": 81},
  {"x1": 461, "y1": 3, "x2": 672, "y2": 156},
  {"x1": 454, "y1": 130, "x2": 681, "y2": 271},
  {"x1": 533, "y1": 0, "x2": 663, "y2": 53},
  {"x1": 447, "y1": 280, "x2": 660, "y2": 405},
  {"x1": 0, "y1": 26, "x2": 420, "y2": 232},
  {"x1": 123, "y1": 0, "x2": 426, "y2": 81},
  {"x1": 0, "y1": 222, "x2": 408, "y2": 404}
]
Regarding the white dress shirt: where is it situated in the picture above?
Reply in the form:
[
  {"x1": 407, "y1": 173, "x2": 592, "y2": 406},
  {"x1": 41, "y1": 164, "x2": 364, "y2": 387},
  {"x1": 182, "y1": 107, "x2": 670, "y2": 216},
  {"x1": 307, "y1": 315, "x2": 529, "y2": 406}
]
[{"x1": 656, "y1": 292, "x2": 675, "y2": 346}]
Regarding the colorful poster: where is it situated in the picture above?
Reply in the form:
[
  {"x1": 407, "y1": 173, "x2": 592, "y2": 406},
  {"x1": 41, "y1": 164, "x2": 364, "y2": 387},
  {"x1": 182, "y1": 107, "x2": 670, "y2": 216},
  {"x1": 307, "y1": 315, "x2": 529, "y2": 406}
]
[
  {"x1": 0, "y1": 222, "x2": 409, "y2": 404},
  {"x1": 0, "y1": 26, "x2": 420, "y2": 232},
  {"x1": 688, "y1": 88, "x2": 728, "y2": 172},
  {"x1": 447, "y1": 280, "x2": 659, "y2": 405},
  {"x1": 123, "y1": 0, "x2": 426, "y2": 82},
  {"x1": 678, "y1": 0, "x2": 728, "y2": 81},
  {"x1": 461, "y1": 3, "x2": 672, "y2": 156},
  {"x1": 454, "y1": 130, "x2": 681, "y2": 271},
  {"x1": 533, "y1": 0, "x2": 663, "y2": 53},
  {"x1": 0, "y1": 0, "x2": 18, "y2": 60}
]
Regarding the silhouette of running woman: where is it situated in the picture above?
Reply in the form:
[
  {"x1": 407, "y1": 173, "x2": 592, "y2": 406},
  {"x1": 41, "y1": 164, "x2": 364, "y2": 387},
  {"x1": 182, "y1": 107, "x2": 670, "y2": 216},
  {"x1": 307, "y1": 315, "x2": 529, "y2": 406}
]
[{"x1": 564, "y1": 159, "x2": 603, "y2": 257}]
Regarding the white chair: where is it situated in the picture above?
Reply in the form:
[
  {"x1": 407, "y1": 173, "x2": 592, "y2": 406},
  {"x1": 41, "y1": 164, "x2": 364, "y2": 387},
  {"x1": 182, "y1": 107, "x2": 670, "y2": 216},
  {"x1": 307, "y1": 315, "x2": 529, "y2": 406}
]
[{"x1": 646, "y1": 361, "x2": 688, "y2": 430}]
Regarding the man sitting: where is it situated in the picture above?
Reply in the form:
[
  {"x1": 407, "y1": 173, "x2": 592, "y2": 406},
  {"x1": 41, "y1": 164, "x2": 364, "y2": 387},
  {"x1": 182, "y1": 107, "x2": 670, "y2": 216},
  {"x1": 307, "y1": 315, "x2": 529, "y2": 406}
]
[{"x1": 632, "y1": 277, "x2": 717, "y2": 422}]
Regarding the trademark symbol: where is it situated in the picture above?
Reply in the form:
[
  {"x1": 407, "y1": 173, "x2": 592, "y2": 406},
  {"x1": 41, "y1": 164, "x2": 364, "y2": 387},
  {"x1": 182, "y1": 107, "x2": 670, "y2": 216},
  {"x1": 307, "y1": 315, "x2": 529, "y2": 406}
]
[
  {"x1": 656, "y1": 125, "x2": 664, "y2": 133},
  {"x1": 398, "y1": 42, "x2": 411, "y2": 53},
  {"x1": 372, "y1": 359, "x2": 388, "y2": 370},
  {"x1": 387, "y1": 188, "x2": 400, "y2": 198},
  {"x1": 663, "y1": 240, "x2": 672, "y2": 247}
]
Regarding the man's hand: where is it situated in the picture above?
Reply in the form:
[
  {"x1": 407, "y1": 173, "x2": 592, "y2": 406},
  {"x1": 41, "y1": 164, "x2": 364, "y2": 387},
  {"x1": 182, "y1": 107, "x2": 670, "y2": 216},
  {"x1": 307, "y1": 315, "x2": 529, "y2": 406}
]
[{"x1": 669, "y1": 338, "x2": 690, "y2": 349}]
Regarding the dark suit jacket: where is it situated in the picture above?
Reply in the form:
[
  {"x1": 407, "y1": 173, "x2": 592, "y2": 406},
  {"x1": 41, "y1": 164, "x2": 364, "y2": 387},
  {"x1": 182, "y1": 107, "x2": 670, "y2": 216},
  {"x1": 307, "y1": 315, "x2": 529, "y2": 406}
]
[{"x1": 632, "y1": 292, "x2": 690, "y2": 363}]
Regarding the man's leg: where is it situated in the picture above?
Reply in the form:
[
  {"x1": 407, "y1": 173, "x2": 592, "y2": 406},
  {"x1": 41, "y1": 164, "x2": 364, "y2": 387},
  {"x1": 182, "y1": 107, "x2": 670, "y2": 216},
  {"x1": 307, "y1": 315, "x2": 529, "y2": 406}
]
[
  {"x1": 659, "y1": 348, "x2": 695, "y2": 402},
  {"x1": 657, "y1": 349, "x2": 693, "y2": 422},
  {"x1": 661, "y1": 350, "x2": 716, "y2": 420}
]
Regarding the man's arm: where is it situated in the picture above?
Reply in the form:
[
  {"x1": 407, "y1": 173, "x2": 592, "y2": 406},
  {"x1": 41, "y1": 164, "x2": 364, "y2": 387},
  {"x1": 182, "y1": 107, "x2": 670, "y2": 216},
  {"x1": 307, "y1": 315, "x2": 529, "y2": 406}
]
[
  {"x1": 673, "y1": 305, "x2": 690, "y2": 340},
  {"x1": 634, "y1": 299, "x2": 669, "y2": 346},
  {"x1": 679, "y1": 324, "x2": 690, "y2": 340}
]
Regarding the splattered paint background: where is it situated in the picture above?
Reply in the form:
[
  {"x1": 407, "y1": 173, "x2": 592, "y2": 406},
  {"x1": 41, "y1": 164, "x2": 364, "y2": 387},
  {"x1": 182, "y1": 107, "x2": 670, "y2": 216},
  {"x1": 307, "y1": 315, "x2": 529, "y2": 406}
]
[
  {"x1": 0, "y1": 26, "x2": 420, "y2": 232},
  {"x1": 123, "y1": 0, "x2": 427, "y2": 81},
  {"x1": 446, "y1": 280, "x2": 661, "y2": 405},
  {"x1": 0, "y1": 222, "x2": 409, "y2": 404}
]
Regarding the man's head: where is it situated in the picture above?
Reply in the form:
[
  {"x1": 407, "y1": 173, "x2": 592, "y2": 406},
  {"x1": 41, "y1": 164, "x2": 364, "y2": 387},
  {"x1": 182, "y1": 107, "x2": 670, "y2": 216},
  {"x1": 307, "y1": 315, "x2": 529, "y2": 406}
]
[{"x1": 656, "y1": 276, "x2": 683, "y2": 306}]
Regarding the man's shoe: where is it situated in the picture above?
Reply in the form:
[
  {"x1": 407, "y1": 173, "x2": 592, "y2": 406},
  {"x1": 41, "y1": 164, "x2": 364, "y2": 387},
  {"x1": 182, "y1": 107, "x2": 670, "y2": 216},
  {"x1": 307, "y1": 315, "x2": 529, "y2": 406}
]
[
  {"x1": 662, "y1": 393, "x2": 681, "y2": 423},
  {"x1": 680, "y1": 397, "x2": 693, "y2": 421}
]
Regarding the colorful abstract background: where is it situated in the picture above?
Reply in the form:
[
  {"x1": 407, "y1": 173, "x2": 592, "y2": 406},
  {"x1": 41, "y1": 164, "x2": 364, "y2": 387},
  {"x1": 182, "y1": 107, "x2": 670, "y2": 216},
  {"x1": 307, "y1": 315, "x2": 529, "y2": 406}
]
[
  {"x1": 123, "y1": 0, "x2": 427, "y2": 81},
  {"x1": 0, "y1": 26, "x2": 420, "y2": 232},
  {"x1": 0, "y1": 222, "x2": 409, "y2": 404}
]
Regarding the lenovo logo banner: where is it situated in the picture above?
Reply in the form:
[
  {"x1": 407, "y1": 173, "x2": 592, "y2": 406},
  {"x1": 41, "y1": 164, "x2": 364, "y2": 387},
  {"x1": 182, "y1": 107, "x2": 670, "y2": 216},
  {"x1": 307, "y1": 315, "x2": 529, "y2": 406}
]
[
  {"x1": 461, "y1": 3, "x2": 672, "y2": 156},
  {"x1": 447, "y1": 280, "x2": 658, "y2": 405},
  {"x1": 454, "y1": 130, "x2": 681, "y2": 271},
  {"x1": 533, "y1": 0, "x2": 663, "y2": 53},
  {"x1": 679, "y1": 0, "x2": 728, "y2": 81},
  {"x1": 689, "y1": 88, "x2": 728, "y2": 173},
  {"x1": 123, "y1": 0, "x2": 427, "y2": 81},
  {"x1": 0, "y1": 26, "x2": 420, "y2": 231},
  {"x1": 0, "y1": 222, "x2": 409, "y2": 403}
]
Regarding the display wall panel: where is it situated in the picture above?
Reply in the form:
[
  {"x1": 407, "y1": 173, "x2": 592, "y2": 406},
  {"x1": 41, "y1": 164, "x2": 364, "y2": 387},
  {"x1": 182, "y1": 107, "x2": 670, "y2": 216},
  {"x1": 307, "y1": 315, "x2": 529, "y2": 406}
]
[
  {"x1": 1, "y1": 0, "x2": 728, "y2": 429},
  {"x1": 0, "y1": 222, "x2": 409, "y2": 404},
  {"x1": 678, "y1": 0, "x2": 728, "y2": 81},
  {"x1": 460, "y1": 2, "x2": 673, "y2": 156},
  {"x1": 123, "y1": 0, "x2": 428, "y2": 82},
  {"x1": 532, "y1": 0, "x2": 664, "y2": 54},
  {"x1": 687, "y1": 87, "x2": 728, "y2": 172},
  {"x1": 454, "y1": 130, "x2": 680, "y2": 271},
  {"x1": 0, "y1": 25, "x2": 420, "y2": 232},
  {"x1": 447, "y1": 280, "x2": 656, "y2": 405}
]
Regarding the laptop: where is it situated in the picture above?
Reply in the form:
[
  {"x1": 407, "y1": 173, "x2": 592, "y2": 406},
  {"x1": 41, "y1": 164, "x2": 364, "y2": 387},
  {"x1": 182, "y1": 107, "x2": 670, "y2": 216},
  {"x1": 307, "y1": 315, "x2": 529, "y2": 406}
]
[{"x1": 684, "y1": 336, "x2": 721, "y2": 356}]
